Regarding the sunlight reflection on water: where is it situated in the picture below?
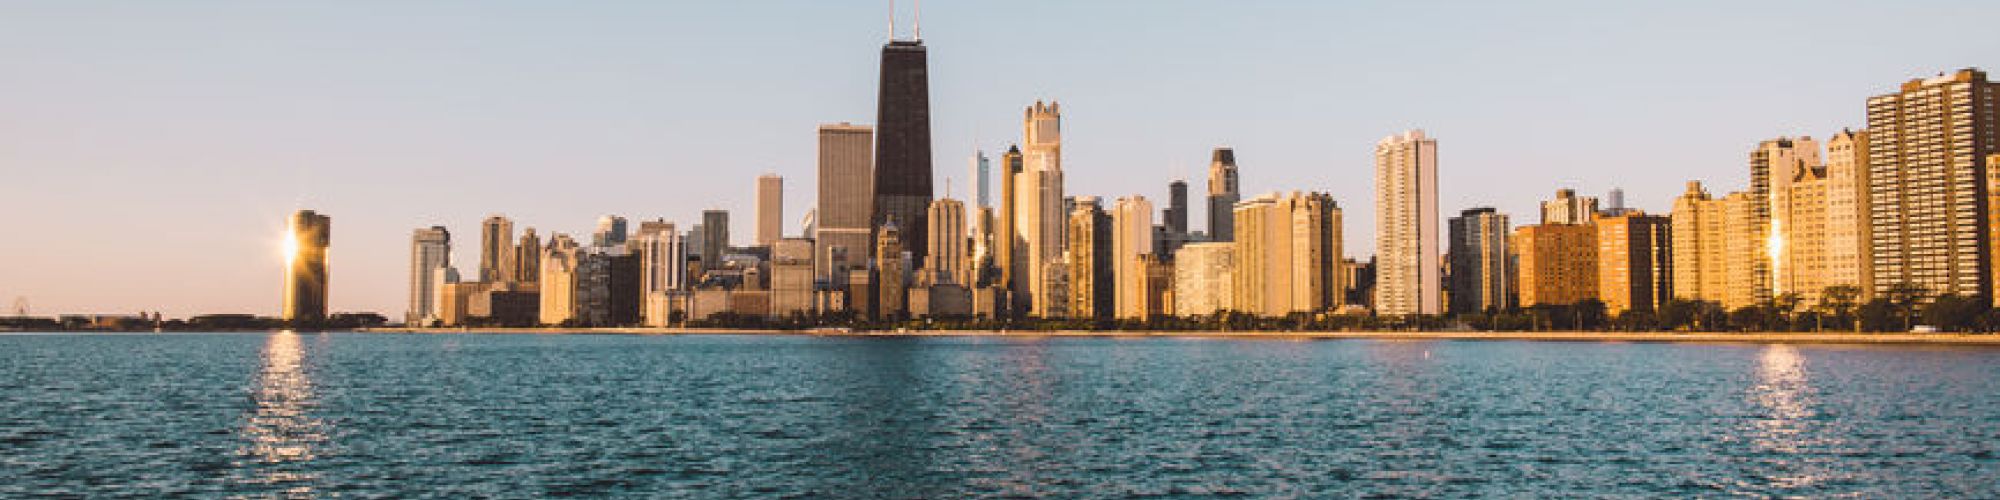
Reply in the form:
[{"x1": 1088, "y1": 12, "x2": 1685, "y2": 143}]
[{"x1": 236, "y1": 331, "x2": 326, "y2": 495}]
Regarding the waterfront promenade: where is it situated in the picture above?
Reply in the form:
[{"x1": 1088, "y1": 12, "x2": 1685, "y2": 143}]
[{"x1": 360, "y1": 327, "x2": 2000, "y2": 346}]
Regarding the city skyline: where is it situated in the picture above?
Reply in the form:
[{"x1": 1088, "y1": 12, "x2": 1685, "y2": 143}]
[{"x1": 2, "y1": 2, "x2": 1996, "y2": 316}]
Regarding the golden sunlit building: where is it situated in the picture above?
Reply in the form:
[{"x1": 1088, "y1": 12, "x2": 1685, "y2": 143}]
[
  {"x1": 282, "y1": 210, "x2": 331, "y2": 323},
  {"x1": 1824, "y1": 129, "x2": 1873, "y2": 298},
  {"x1": 1595, "y1": 212, "x2": 1672, "y2": 315},
  {"x1": 1512, "y1": 223, "x2": 1596, "y2": 308},
  {"x1": 1867, "y1": 69, "x2": 1999, "y2": 302}
]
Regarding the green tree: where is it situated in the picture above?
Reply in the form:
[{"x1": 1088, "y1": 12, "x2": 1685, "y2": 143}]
[
  {"x1": 1886, "y1": 282, "x2": 1928, "y2": 331},
  {"x1": 1921, "y1": 294, "x2": 1987, "y2": 332},
  {"x1": 1818, "y1": 285, "x2": 1862, "y2": 333}
]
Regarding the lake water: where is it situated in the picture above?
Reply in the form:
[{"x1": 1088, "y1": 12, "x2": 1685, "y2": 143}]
[{"x1": 2, "y1": 332, "x2": 1998, "y2": 497}]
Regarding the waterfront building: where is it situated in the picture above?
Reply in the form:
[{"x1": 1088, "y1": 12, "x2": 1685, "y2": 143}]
[
  {"x1": 756, "y1": 174, "x2": 783, "y2": 246},
  {"x1": 1374, "y1": 130, "x2": 1441, "y2": 316},
  {"x1": 1066, "y1": 197, "x2": 1114, "y2": 320},
  {"x1": 283, "y1": 210, "x2": 331, "y2": 323},
  {"x1": 996, "y1": 146, "x2": 1023, "y2": 308},
  {"x1": 1670, "y1": 183, "x2": 1767, "y2": 310},
  {"x1": 925, "y1": 197, "x2": 967, "y2": 286},
  {"x1": 1596, "y1": 212, "x2": 1673, "y2": 315},
  {"x1": 1758, "y1": 136, "x2": 1823, "y2": 301},
  {"x1": 816, "y1": 122, "x2": 875, "y2": 284},
  {"x1": 1512, "y1": 223, "x2": 1597, "y2": 308},
  {"x1": 873, "y1": 37, "x2": 935, "y2": 267},
  {"x1": 1540, "y1": 189, "x2": 1599, "y2": 225},
  {"x1": 1447, "y1": 208, "x2": 1510, "y2": 314},
  {"x1": 480, "y1": 215, "x2": 514, "y2": 284},
  {"x1": 770, "y1": 238, "x2": 817, "y2": 318},
  {"x1": 1171, "y1": 242, "x2": 1235, "y2": 316},
  {"x1": 1824, "y1": 129, "x2": 1874, "y2": 297},
  {"x1": 1231, "y1": 192, "x2": 1344, "y2": 317},
  {"x1": 1112, "y1": 196, "x2": 1155, "y2": 320},
  {"x1": 1207, "y1": 148, "x2": 1240, "y2": 242},
  {"x1": 877, "y1": 222, "x2": 908, "y2": 320},
  {"x1": 512, "y1": 228, "x2": 540, "y2": 287},
  {"x1": 1866, "y1": 69, "x2": 1998, "y2": 302},
  {"x1": 538, "y1": 234, "x2": 580, "y2": 325},
  {"x1": 1016, "y1": 101, "x2": 1067, "y2": 317},
  {"x1": 634, "y1": 220, "x2": 688, "y2": 327},
  {"x1": 408, "y1": 226, "x2": 451, "y2": 325}
]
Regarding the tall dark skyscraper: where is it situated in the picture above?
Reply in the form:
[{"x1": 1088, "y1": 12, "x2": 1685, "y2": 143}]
[
  {"x1": 873, "y1": 38, "x2": 934, "y2": 265},
  {"x1": 1165, "y1": 179, "x2": 1188, "y2": 235}
]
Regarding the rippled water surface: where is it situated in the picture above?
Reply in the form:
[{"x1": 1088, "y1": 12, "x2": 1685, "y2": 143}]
[{"x1": 4, "y1": 333, "x2": 2000, "y2": 497}]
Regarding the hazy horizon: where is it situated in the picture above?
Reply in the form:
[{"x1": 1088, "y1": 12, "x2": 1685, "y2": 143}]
[{"x1": 2, "y1": 1, "x2": 1995, "y2": 317}]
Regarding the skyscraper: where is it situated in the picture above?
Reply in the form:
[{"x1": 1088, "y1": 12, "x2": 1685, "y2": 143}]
[
  {"x1": 1112, "y1": 196, "x2": 1155, "y2": 319},
  {"x1": 513, "y1": 228, "x2": 540, "y2": 287},
  {"x1": 1447, "y1": 208, "x2": 1510, "y2": 314},
  {"x1": 1540, "y1": 189, "x2": 1600, "y2": 225},
  {"x1": 634, "y1": 220, "x2": 686, "y2": 326},
  {"x1": 997, "y1": 146, "x2": 1024, "y2": 306},
  {"x1": 817, "y1": 123, "x2": 875, "y2": 283},
  {"x1": 1016, "y1": 101, "x2": 1067, "y2": 317},
  {"x1": 539, "y1": 234, "x2": 580, "y2": 325},
  {"x1": 1867, "y1": 69, "x2": 1998, "y2": 302},
  {"x1": 925, "y1": 197, "x2": 966, "y2": 286},
  {"x1": 873, "y1": 37, "x2": 934, "y2": 266},
  {"x1": 480, "y1": 215, "x2": 514, "y2": 283},
  {"x1": 756, "y1": 174, "x2": 783, "y2": 246},
  {"x1": 1824, "y1": 129, "x2": 1874, "y2": 298},
  {"x1": 1207, "y1": 148, "x2": 1240, "y2": 242},
  {"x1": 1230, "y1": 192, "x2": 1344, "y2": 317},
  {"x1": 1374, "y1": 130, "x2": 1441, "y2": 316},
  {"x1": 876, "y1": 222, "x2": 907, "y2": 320},
  {"x1": 969, "y1": 150, "x2": 990, "y2": 208},
  {"x1": 701, "y1": 210, "x2": 729, "y2": 268},
  {"x1": 1171, "y1": 242, "x2": 1235, "y2": 317},
  {"x1": 1596, "y1": 212, "x2": 1673, "y2": 315},
  {"x1": 283, "y1": 210, "x2": 331, "y2": 323},
  {"x1": 1165, "y1": 179, "x2": 1189, "y2": 236},
  {"x1": 408, "y1": 225, "x2": 451, "y2": 325},
  {"x1": 1512, "y1": 223, "x2": 1597, "y2": 308},
  {"x1": 1757, "y1": 136, "x2": 1821, "y2": 301},
  {"x1": 1066, "y1": 197, "x2": 1114, "y2": 320}
]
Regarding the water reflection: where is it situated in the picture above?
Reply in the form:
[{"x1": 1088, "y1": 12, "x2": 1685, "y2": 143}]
[
  {"x1": 237, "y1": 331, "x2": 327, "y2": 494},
  {"x1": 1748, "y1": 344, "x2": 1832, "y2": 490}
]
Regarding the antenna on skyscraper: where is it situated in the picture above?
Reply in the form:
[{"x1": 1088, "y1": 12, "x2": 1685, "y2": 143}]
[
  {"x1": 888, "y1": 0, "x2": 896, "y2": 40},
  {"x1": 914, "y1": 0, "x2": 921, "y2": 40}
]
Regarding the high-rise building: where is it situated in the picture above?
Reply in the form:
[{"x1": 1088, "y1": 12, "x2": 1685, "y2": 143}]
[
  {"x1": 408, "y1": 226, "x2": 451, "y2": 325},
  {"x1": 593, "y1": 215, "x2": 628, "y2": 248},
  {"x1": 539, "y1": 234, "x2": 580, "y2": 325},
  {"x1": 1165, "y1": 179, "x2": 1189, "y2": 237},
  {"x1": 1207, "y1": 148, "x2": 1241, "y2": 242},
  {"x1": 996, "y1": 146, "x2": 1022, "y2": 302},
  {"x1": 1066, "y1": 197, "x2": 1114, "y2": 320},
  {"x1": 1016, "y1": 102, "x2": 1067, "y2": 317},
  {"x1": 1867, "y1": 69, "x2": 1998, "y2": 302},
  {"x1": 876, "y1": 222, "x2": 908, "y2": 320},
  {"x1": 513, "y1": 228, "x2": 540, "y2": 287},
  {"x1": 925, "y1": 197, "x2": 967, "y2": 286},
  {"x1": 1758, "y1": 137, "x2": 1822, "y2": 302},
  {"x1": 1172, "y1": 242, "x2": 1235, "y2": 317},
  {"x1": 873, "y1": 38, "x2": 935, "y2": 266},
  {"x1": 634, "y1": 220, "x2": 687, "y2": 294},
  {"x1": 1231, "y1": 192, "x2": 1344, "y2": 317},
  {"x1": 756, "y1": 174, "x2": 783, "y2": 246},
  {"x1": 1824, "y1": 129, "x2": 1874, "y2": 298},
  {"x1": 480, "y1": 215, "x2": 514, "y2": 283},
  {"x1": 1447, "y1": 208, "x2": 1510, "y2": 314},
  {"x1": 1512, "y1": 223, "x2": 1597, "y2": 308},
  {"x1": 1540, "y1": 189, "x2": 1599, "y2": 225},
  {"x1": 1374, "y1": 130, "x2": 1441, "y2": 316},
  {"x1": 1596, "y1": 212, "x2": 1673, "y2": 315},
  {"x1": 283, "y1": 210, "x2": 331, "y2": 323},
  {"x1": 1112, "y1": 196, "x2": 1155, "y2": 319},
  {"x1": 701, "y1": 210, "x2": 729, "y2": 269},
  {"x1": 969, "y1": 150, "x2": 990, "y2": 208},
  {"x1": 1671, "y1": 182, "x2": 1727, "y2": 304},
  {"x1": 770, "y1": 238, "x2": 817, "y2": 318},
  {"x1": 817, "y1": 123, "x2": 875, "y2": 284}
]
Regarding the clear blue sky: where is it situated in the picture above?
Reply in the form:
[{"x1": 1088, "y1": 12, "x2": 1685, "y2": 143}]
[{"x1": 1, "y1": 1, "x2": 1993, "y2": 317}]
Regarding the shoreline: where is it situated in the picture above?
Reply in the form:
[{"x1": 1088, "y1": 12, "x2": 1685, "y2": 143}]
[{"x1": 350, "y1": 327, "x2": 2000, "y2": 346}]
